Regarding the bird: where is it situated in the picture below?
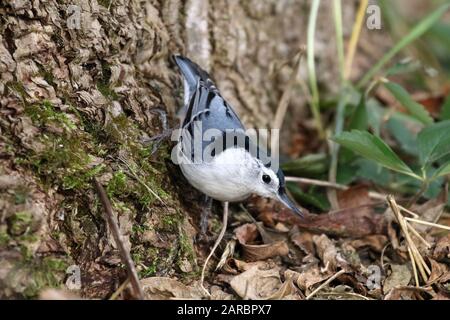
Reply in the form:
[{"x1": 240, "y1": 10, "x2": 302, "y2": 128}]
[{"x1": 173, "y1": 55, "x2": 303, "y2": 218}]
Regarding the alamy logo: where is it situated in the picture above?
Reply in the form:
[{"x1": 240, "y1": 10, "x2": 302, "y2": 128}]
[
  {"x1": 366, "y1": 4, "x2": 382, "y2": 30},
  {"x1": 66, "y1": 265, "x2": 81, "y2": 290}
]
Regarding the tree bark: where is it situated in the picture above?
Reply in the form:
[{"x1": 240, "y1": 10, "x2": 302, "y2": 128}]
[{"x1": 0, "y1": 0, "x2": 360, "y2": 298}]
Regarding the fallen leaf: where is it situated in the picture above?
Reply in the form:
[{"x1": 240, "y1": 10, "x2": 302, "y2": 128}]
[
  {"x1": 384, "y1": 286, "x2": 431, "y2": 300},
  {"x1": 285, "y1": 267, "x2": 332, "y2": 292},
  {"x1": 427, "y1": 259, "x2": 450, "y2": 285},
  {"x1": 229, "y1": 265, "x2": 282, "y2": 300},
  {"x1": 313, "y1": 234, "x2": 347, "y2": 272},
  {"x1": 433, "y1": 234, "x2": 450, "y2": 261},
  {"x1": 348, "y1": 235, "x2": 388, "y2": 253},
  {"x1": 241, "y1": 241, "x2": 289, "y2": 262},
  {"x1": 140, "y1": 277, "x2": 205, "y2": 300},
  {"x1": 266, "y1": 278, "x2": 299, "y2": 300},
  {"x1": 337, "y1": 185, "x2": 372, "y2": 209},
  {"x1": 271, "y1": 205, "x2": 386, "y2": 238},
  {"x1": 290, "y1": 227, "x2": 315, "y2": 255},
  {"x1": 383, "y1": 264, "x2": 412, "y2": 294},
  {"x1": 234, "y1": 223, "x2": 289, "y2": 262},
  {"x1": 410, "y1": 190, "x2": 447, "y2": 233},
  {"x1": 235, "y1": 223, "x2": 258, "y2": 244},
  {"x1": 210, "y1": 286, "x2": 235, "y2": 300}
]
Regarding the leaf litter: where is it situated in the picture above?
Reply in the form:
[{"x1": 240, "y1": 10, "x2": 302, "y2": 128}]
[{"x1": 159, "y1": 183, "x2": 450, "y2": 301}]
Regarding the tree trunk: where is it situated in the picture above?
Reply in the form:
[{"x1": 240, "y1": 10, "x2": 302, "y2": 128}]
[{"x1": 0, "y1": 0, "x2": 358, "y2": 298}]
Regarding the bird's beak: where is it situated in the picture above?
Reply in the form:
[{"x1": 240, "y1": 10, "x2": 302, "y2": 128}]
[{"x1": 277, "y1": 189, "x2": 303, "y2": 218}]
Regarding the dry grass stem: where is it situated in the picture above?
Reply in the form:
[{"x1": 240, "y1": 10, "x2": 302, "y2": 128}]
[
  {"x1": 200, "y1": 202, "x2": 229, "y2": 297},
  {"x1": 286, "y1": 176, "x2": 386, "y2": 200},
  {"x1": 387, "y1": 195, "x2": 431, "y2": 283},
  {"x1": 93, "y1": 179, "x2": 145, "y2": 300},
  {"x1": 404, "y1": 217, "x2": 450, "y2": 231},
  {"x1": 305, "y1": 269, "x2": 346, "y2": 300}
]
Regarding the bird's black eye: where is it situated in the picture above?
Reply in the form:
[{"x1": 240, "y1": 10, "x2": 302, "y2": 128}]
[{"x1": 262, "y1": 174, "x2": 271, "y2": 184}]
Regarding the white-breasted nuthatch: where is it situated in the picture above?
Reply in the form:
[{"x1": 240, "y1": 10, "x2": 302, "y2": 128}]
[{"x1": 173, "y1": 55, "x2": 303, "y2": 217}]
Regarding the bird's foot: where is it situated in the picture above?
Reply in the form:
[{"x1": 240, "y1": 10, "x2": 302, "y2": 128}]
[{"x1": 142, "y1": 109, "x2": 173, "y2": 155}]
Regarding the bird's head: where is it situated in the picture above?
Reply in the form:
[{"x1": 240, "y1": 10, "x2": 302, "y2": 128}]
[{"x1": 245, "y1": 159, "x2": 303, "y2": 218}]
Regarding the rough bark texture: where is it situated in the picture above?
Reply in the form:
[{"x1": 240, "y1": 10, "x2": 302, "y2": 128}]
[{"x1": 0, "y1": 0, "x2": 362, "y2": 298}]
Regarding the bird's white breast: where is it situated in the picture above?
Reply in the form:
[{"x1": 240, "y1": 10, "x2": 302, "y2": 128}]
[{"x1": 180, "y1": 148, "x2": 254, "y2": 202}]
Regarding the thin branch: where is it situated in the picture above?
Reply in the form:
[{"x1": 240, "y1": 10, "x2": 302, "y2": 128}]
[
  {"x1": 285, "y1": 176, "x2": 386, "y2": 200},
  {"x1": 118, "y1": 156, "x2": 167, "y2": 206},
  {"x1": 307, "y1": 0, "x2": 325, "y2": 138},
  {"x1": 272, "y1": 49, "x2": 305, "y2": 153},
  {"x1": 200, "y1": 201, "x2": 229, "y2": 297},
  {"x1": 387, "y1": 195, "x2": 430, "y2": 283},
  {"x1": 404, "y1": 217, "x2": 450, "y2": 231},
  {"x1": 406, "y1": 221, "x2": 431, "y2": 248},
  {"x1": 407, "y1": 246, "x2": 419, "y2": 287},
  {"x1": 306, "y1": 269, "x2": 346, "y2": 300},
  {"x1": 344, "y1": 0, "x2": 368, "y2": 80},
  {"x1": 93, "y1": 178, "x2": 145, "y2": 300}
]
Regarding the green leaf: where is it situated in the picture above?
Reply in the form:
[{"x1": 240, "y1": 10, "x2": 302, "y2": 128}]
[
  {"x1": 387, "y1": 117, "x2": 419, "y2": 157},
  {"x1": 418, "y1": 120, "x2": 450, "y2": 165},
  {"x1": 348, "y1": 95, "x2": 368, "y2": 131},
  {"x1": 432, "y1": 162, "x2": 450, "y2": 179},
  {"x1": 333, "y1": 130, "x2": 419, "y2": 179},
  {"x1": 281, "y1": 154, "x2": 329, "y2": 177},
  {"x1": 287, "y1": 182, "x2": 330, "y2": 212},
  {"x1": 384, "y1": 82, "x2": 433, "y2": 125},
  {"x1": 440, "y1": 93, "x2": 450, "y2": 120},
  {"x1": 358, "y1": 2, "x2": 450, "y2": 87}
]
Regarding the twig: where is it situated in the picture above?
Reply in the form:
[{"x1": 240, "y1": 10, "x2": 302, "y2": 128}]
[
  {"x1": 272, "y1": 49, "x2": 305, "y2": 152},
  {"x1": 407, "y1": 246, "x2": 419, "y2": 287},
  {"x1": 109, "y1": 278, "x2": 131, "y2": 300},
  {"x1": 404, "y1": 217, "x2": 450, "y2": 231},
  {"x1": 396, "y1": 205, "x2": 420, "y2": 218},
  {"x1": 307, "y1": 0, "x2": 325, "y2": 138},
  {"x1": 93, "y1": 179, "x2": 145, "y2": 300},
  {"x1": 306, "y1": 269, "x2": 346, "y2": 300},
  {"x1": 344, "y1": 0, "x2": 368, "y2": 80},
  {"x1": 316, "y1": 291, "x2": 372, "y2": 300},
  {"x1": 332, "y1": 0, "x2": 345, "y2": 82},
  {"x1": 387, "y1": 195, "x2": 430, "y2": 282},
  {"x1": 328, "y1": 92, "x2": 351, "y2": 210},
  {"x1": 200, "y1": 201, "x2": 229, "y2": 297},
  {"x1": 406, "y1": 221, "x2": 431, "y2": 248},
  {"x1": 118, "y1": 156, "x2": 167, "y2": 206},
  {"x1": 285, "y1": 176, "x2": 386, "y2": 200}
]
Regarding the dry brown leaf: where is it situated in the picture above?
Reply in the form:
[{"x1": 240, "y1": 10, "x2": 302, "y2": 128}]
[
  {"x1": 433, "y1": 234, "x2": 450, "y2": 261},
  {"x1": 348, "y1": 235, "x2": 388, "y2": 253},
  {"x1": 241, "y1": 241, "x2": 289, "y2": 262},
  {"x1": 140, "y1": 277, "x2": 205, "y2": 300},
  {"x1": 285, "y1": 267, "x2": 332, "y2": 292},
  {"x1": 235, "y1": 223, "x2": 259, "y2": 244},
  {"x1": 337, "y1": 185, "x2": 372, "y2": 209},
  {"x1": 234, "y1": 223, "x2": 289, "y2": 262},
  {"x1": 271, "y1": 205, "x2": 386, "y2": 238},
  {"x1": 410, "y1": 191, "x2": 447, "y2": 233},
  {"x1": 210, "y1": 286, "x2": 235, "y2": 300},
  {"x1": 266, "y1": 278, "x2": 299, "y2": 300},
  {"x1": 384, "y1": 286, "x2": 431, "y2": 300},
  {"x1": 313, "y1": 234, "x2": 347, "y2": 272},
  {"x1": 290, "y1": 228, "x2": 315, "y2": 255},
  {"x1": 427, "y1": 259, "x2": 450, "y2": 285},
  {"x1": 229, "y1": 265, "x2": 282, "y2": 300},
  {"x1": 383, "y1": 264, "x2": 412, "y2": 294}
]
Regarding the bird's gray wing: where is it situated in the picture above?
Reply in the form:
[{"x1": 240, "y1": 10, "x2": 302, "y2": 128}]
[{"x1": 181, "y1": 80, "x2": 248, "y2": 162}]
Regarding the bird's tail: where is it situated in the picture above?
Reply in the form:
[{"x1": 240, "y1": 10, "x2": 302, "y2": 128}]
[{"x1": 173, "y1": 55, "x2": 212, "y2": 105}]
